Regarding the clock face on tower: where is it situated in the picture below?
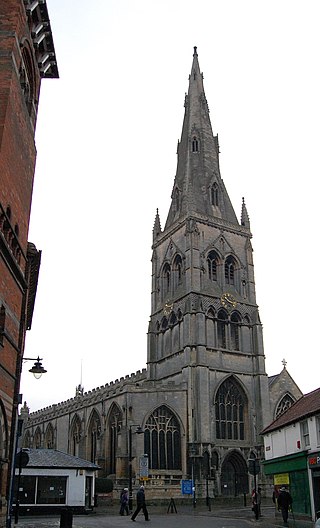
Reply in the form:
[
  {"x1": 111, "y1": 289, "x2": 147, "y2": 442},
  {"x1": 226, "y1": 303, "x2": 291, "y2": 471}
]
[
  {"x1": 163, "y1": 300, "x2": 173, "y2": 316},
  {"x1": 221, "y1": 292, "x2": 237, "y2": 308}
]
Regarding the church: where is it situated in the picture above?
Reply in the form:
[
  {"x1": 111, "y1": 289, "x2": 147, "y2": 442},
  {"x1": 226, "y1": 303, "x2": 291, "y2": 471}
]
[{"x1": 21, "y1": 47, "x2": 302, "y2": 500}]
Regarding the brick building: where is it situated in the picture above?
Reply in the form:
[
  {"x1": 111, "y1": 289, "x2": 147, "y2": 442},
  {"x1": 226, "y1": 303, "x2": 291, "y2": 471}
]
[
  {"x1": 21, "y1": 48, "x2": 302, "y2": 502},
  {"x1": 0, "y1": 1, "x2": 58, "y2": 525}
]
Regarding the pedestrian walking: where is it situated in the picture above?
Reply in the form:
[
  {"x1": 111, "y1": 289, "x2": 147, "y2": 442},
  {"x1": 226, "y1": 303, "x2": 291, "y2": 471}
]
[
  {"x1": 119, "y1": 487, "x2": 129, "y2": 516},
  {"x1": 251, "y1": 487, "x2": 261, "y2": 520},
  {"x1": 277, "y1": 486, "x2": 293, "y2": 526},
  {"x1": 131, "y1": 485, "x2": 150, "y2": 522}
]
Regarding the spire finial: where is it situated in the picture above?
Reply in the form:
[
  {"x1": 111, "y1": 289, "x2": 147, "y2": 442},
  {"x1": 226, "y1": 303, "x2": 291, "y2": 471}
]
[{"x1": 193, "y1": 46, "x2": 198, "y2": 56}]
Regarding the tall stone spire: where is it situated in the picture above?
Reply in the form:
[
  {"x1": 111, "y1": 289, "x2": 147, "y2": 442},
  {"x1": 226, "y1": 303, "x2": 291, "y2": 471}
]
[{"x1": 164, "y1": 46, "x2": 239, "y2": 230}]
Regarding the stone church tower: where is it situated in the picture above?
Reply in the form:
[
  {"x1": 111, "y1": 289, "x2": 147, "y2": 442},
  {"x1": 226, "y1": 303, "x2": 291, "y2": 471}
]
[
  {"x1": 21, "y1": 48, "x2": 302, "y2": 502},
  {"x1": 147, "y1": 46, "x2": 271, "y2": 490}
]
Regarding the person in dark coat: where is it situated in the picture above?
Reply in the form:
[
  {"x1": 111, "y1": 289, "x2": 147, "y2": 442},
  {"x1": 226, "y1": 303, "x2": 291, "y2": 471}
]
[
  {"x1": 119, "y1": 487, "x2": 129, "y2": 516},
  {"x1": 277, "y1": 486, "x2": 293, "y2": 526},
  {"x1": 131, "y1": 485, "x2": 150, "y2": 521}
]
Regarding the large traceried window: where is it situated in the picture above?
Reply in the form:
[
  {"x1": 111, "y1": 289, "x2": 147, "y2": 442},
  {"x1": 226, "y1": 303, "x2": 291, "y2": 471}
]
[
  {"x1": 70, "y1": 414, "x2": 82, "y2": 456},
  {"x1": 215, "y1": 378, "x2": 246, "y2": 440},
  {"x1": 108, "y1": 403, "x2": 122, "y2": 474},
  {"x1": 44, "y1": 423, "x2": 54, "y2": 449},
  {"x1": 87, "y1": 410, "x2": 101, "y2": 463},
  {"x1": 144, "y1": 405, "x2": 181, "y2": 470},
  {"x1": 275, "y1": 394, "x2": 295, "y2": 419}
]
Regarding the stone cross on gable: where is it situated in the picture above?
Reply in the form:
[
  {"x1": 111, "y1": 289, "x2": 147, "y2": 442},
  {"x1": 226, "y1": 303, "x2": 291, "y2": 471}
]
[{"x1": 282, "y1": 358, "x2": 287, "y2": 368}]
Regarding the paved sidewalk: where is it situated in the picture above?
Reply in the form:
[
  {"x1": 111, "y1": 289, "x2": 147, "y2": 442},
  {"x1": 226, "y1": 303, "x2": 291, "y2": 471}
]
[{"x1": 13, "y1": 505, "x2": 314, "y2": 528}]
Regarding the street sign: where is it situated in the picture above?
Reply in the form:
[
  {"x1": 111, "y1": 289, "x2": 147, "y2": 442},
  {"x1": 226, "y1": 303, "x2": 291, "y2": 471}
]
[
  {"x1": 248, "y1": 458, "x2": 260, "y2": 476},
  {"x1": 181, "y1": 479, "x2": 193, "y2": 495},
  {"x1": 139, "y1": 455, "x2": 149, "y2": 478}
]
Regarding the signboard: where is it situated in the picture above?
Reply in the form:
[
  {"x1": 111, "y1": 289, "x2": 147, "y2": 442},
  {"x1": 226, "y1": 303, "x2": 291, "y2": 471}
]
[
  {"x1": 139, "y1": 455, "x2": 149, "y2": 479},
  {"x1": 274, "y1": 473, "x2": 289, "y2": 485},
  {"x1": 181, "y1": 479, "x2": 193, "y2": 495},
  {"x1": 248, "y1": 459, "x2": 260, "y2": 476},
  {"x1": 308, "y1": 453, "x2": 320, "y2": 468}
]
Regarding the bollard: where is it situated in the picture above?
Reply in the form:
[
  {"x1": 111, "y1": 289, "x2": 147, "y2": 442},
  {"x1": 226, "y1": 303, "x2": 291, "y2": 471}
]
[{"x1": 60, "y1": 507, "x2": 73, "y2": 528}]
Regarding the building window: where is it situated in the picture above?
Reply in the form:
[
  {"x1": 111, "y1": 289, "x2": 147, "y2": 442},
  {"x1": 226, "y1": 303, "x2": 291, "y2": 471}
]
[
  {"x1": 275, "y1": 394, "x2": 295, "y2": 419},
  {"x1": 108, "y1": 404, "x2": 122, "y2": 474},
  {"x1": 162, "y1": 263, "x2": 171, "y2": 298},
  {"x1": 217, "y1": 310, "x2": 227, "y2": 348},
  {"x1": 230, "y1": 312, "x2": 241, "y2": 350},
  {"x1": 215, "y1": 378, "x2": 245, "y2": 440},
  {"x1": 192, "y1": 136, "x2": 199, "y2": 152},
  {"x1": 316, "y1": 416, "x2": 320, "y2": 446},
  {"x1": 173, "y1": 255, "x2": 183, "y2": 290},
  {"x1": 45, "y1": 423, "x2": 54, "y2": 449},
  {"x1": 70, "y1": 415, "x2": 82, "y2": 457},
  {"x1": 207, "y1": 251, "x2": 218, "y2": 281},
  {"x1": 225, "y1": 256, "x2": 236, "y2": 285},
  {"x1": 300, "y1": 420, "x2": 310, "y2": 448},
  {"x1": 144, "y1": 405, "x2": 181, "y2": 470},
  {"x1": 211, "y1": 183, "x2": 219, "y2": 206},
  {"x1": 87, "y1": 410, "x2": 101, "y2": 463}
]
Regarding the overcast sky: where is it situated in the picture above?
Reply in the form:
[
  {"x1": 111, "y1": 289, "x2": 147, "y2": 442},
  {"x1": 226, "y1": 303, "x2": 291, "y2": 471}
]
[{"x1": 20, "y1": 0, "x2": 320, "y2": 411}]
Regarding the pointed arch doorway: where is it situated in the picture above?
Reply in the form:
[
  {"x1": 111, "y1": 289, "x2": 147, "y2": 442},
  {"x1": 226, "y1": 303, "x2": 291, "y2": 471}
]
[{"x1": 221, "y1": 450, "x2": 248, "y2": 497}]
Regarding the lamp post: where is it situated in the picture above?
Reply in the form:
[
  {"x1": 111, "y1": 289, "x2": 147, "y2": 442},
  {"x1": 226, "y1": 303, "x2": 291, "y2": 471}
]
[
  {"x1": 6, "y1": 357, "x2": 47, "y2": 527},
  {"x1": 128, "y1": 424, "x2": 143, "y2": 511}
]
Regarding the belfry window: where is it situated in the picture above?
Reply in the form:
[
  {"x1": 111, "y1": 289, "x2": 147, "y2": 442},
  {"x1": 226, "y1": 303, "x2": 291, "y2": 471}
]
[
  {"x1": 207, "y1": 251, "x2": 218, "y2": 281},
  {"x1": 230, "y1": 312, "x2": 241, "y2": 350},
  {"x1": 211, "y1": 183, "x2": 219, "y2": 206},
  {"x1": 215, "y1": 378, "x2": 245, "y2": 440},
  {"x1": 162, "y1": 263, "x2": 171, "y2": 297},
  {"x1": 192, "y1": 136, "x2": 199, "y2": 152},
  {"x1": 144, "y1": 405, "x2": 181, "y2": 470},
  {"x1": 217, "y1": 310, "x2": 227, "y2": 348},
  {"x1": 225, "y1": 256, "x2": 235, "y2": 285}
]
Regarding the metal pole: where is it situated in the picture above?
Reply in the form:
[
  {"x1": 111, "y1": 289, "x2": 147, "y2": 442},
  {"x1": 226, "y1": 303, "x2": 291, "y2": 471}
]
[{"x1": 128, "y1": 426, "x2": 133, "y2": 511}]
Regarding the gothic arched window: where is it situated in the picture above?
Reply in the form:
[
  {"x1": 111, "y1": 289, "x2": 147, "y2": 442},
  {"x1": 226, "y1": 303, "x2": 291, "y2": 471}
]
[
  {"x1": 215, "y1": 378, "x2": 246, "y2": 440},
  {"x1": 108, "y1": 404, "x2": 122, "y2": 474},
  {"x1": 34, "y1": 427, "x2": 41, "y2": 448},
  {"x1": 162, "y1": 263, "x2": 171, "y2": 298},
  {"x1": 70, "y1": 414, "x2": 82, "y2": 456},
  {"x1": 144, "y1": 405, "x2": 181, "y2": 470},
  {"x1": 211, "y1": 183, "x2": 219, "y2": 206},
  {"x1": 173, "y1": 255, "x2": 182, "y2": 290},
  {"x1": 230, "y1": 312, "x2": 241, "y2": 350},
  {"x1": 45, "y1": 423, "x2": 54, "y2": 449},
  {"x1": 192, "y1": 136, "x2": 199, "y2": 152},
  {"x1": 207, "y1": 251, "x2": 219, "y2": 281},
  {"x1": 22, "y1": 430, "x2": 31, "y2": 449},
  {"x1": 225, "y1": 256, "x2": 236, "y2": 285},
  {"x1": 275, "y1": 394, "x2": 295, "y2": 419},
  {"x1": 87, "y1": 410, "x2": 101, "y2": 463},
  {"x1": 217, "y1": 309, "x2": 227, "y2": 348}
]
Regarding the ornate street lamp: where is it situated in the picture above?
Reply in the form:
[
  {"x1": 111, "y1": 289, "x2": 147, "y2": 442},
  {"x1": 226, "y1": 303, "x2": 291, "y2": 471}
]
[
  {"x1": 24, "y1": 356, "x2": 47, "y2": 379},
  {"x1": 128, "y1": 424, "x2": 144, "y2": 511}
]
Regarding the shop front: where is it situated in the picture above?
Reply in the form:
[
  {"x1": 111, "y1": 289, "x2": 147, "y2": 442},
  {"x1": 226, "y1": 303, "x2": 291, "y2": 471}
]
[{"x1": 308, "y1": 452, "x2": 320, "y2": 519}]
